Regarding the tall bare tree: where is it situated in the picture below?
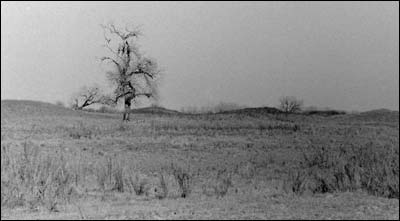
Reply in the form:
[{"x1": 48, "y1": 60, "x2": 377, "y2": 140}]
[{"x1": 100, "y1": 23, "x2": 161, "y2": 121}]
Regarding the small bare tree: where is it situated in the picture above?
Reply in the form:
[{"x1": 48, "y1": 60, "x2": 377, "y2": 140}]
[
  {"x1": 71, "y1": 85, "x2": 104, "y2": 110},
  {"x1": 279, "y1": 96, "x2": 303, "y2": 113},
  {"x1": 99, "y1": 23, "x2": 161, "y2": 121}
]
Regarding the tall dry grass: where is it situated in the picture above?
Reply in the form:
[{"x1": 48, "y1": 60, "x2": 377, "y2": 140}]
[
  {"x1": 1, "y1": 141, "x2": 77, "y2": 211},
  {"x1": 284, "y1": 141, "x2": 399, "y2": 198}
]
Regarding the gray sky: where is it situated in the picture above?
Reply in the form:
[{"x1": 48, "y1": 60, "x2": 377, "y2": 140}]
[{"x1": 1, "y1": 1, "x2": 399, "y2": 111}]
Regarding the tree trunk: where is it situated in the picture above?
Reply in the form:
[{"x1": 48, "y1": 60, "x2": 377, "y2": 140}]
[
  {"x1": 122, "y1": 96, "x2": 131, "y2": 121},
  {"x1": 123, "y1": 98, "x2": 127, "y2": 121},
  {"x1": 124, "y1": 104, "x2": 131, "y2": 121}
]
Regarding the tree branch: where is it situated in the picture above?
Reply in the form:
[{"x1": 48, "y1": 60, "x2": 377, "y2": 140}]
[
  {"x1": 128, "y1": 69, "x2": 154, "y2": 79},
  {"x1": 100, "y1": 57, "x2": 123, "y2": 73},
  {"x1": 101, "y1": 23, "x2": 141, "y2": 41},
  {"x1": 135, "y1": 92, "x2": 152, "y2": 98},
  {"x1": 102, "y1": 43, "x2": 126, "y2": 65},
  {"x1": 114, "y1": 91, "x2": 131, "y2": 103}
]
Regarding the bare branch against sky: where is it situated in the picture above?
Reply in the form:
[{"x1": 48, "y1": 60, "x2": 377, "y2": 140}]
[{"x1": 1, "y1": 1, "x2": 398, "y2": 111}]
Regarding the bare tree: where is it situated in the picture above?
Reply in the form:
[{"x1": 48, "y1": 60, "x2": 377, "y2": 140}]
[
  {"x1": 278, "y1": 96, "x2": 303, "y2": 113},
  {"x1": 71, "y1": 85, "x2": 104, "y2": 110},
  {"x1": 99, "y1": 23, "x2": 161, "y2": 121}
]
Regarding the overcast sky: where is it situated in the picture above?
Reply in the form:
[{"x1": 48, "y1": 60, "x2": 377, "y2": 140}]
[{"x1": 1, "y1": 1, "x2": 398, "y2": 111}]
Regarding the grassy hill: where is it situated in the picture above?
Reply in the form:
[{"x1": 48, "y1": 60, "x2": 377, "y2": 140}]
[
  {"x1": 1, "y1": 100, "x2": 75, "y2": 117},
  {"x1": 130, "y1": 106, "x2": 181, "y2": 115},
  {"x1": 218, "y1": 106, "x2": 283, "y2": 115},
  {"x1": 353, "y1": 109, "x2": 399, "y2": 122},
  {"x1": 2, "y1": 100, "x2": 399, "y2": 123}
]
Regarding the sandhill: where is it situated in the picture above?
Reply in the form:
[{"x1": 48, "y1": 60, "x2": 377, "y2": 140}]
[
  {"x1": 219, "y1": 106, "x2": 283, "y2": 115},
  {"x1": 1, "y1": 99, "x2": 399, "y2": 219},
  {"x1": 1, "y1": 100, "x2": 77, "y2": 118},
  {"x1": 130, "y1": 106, "x2": 181, "y2": 115},
  {"x1": 344, "y1": 109, "x2": 399, "y2": 123},
  {"x1": 0, "y1": 100, "x2": 121, "y2": 121},
  {"x1": 3, "y1": 100, "x2": 398, "y2": 124}
]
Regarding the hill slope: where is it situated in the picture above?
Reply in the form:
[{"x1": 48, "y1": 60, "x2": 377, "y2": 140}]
[
  {"x1": 1, "y1": 100, "x2": 77, "y2": 118},
  {"x1": 344, "y1": 109, "x2": 399, "y2": 123},
  {"x1": 2, "y1": 100, "x2": 398, "y2": 123},
  {"x1": 219, "y1": 106, "x2": 283, "y2": 115},
  {"x1": 130, "y1": 106, "x2": 181, "y2": 114}
]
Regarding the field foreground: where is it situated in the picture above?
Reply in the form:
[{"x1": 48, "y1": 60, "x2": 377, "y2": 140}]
[
  {"x1": 2, "y1": 192, "x2": 398, "y2": 219},
  {"x1": 1, "y1": 100, "x2": 399, "y2": 219}
]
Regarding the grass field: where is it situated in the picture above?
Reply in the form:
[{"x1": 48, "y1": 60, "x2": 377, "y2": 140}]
[{"x1": 1, "y1": 100, "x2": 399, "y2": 219}]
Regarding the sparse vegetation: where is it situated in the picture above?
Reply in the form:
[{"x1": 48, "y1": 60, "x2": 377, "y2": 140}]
[
  {"x1": 1, "y1": 141, "x2": 76, "y2": 211},
  {"x1": 67, "y1": 121, "x2": 95, "y2": 139},
  {"x1": 214, "y1": 169, "x2": 233, "y2": 198},
  {"x1": 169, "y1": 162, "x2": 193, "y2": 198},
  {"x1": 1, "y1": 100, "x2": 399, "y2": 219},
  {"x1": 285, "y1": 142, "x2": 399, "y2": 198}
]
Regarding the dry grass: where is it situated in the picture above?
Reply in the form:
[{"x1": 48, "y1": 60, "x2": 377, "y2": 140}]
[
  {"x1": 1, "y1": 100, "x2": 398, "y2": 219},
  {"x1": 1, "y1": 141, "x2": 76, "y2": 211},
  {"x1": 284, "y1": 141, "x2": 399, "y2": 198}
]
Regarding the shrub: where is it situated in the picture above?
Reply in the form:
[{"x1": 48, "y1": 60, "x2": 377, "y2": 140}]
[
  {"x1": 68, "y1": 122, "x2": 93, "y2": 139},
  {"x1": 94, "y1": 156, "x2": 125, "y2": 192},
  {"x1": 236, "y1": 162, "x2": 256, "y2": 181},
  {"x1": 214, "y1": 169, "x2": 233, "y2": 198},
  {"x1": 202, "y1": 168, "x2": 233, "y2": 198},
  {"x1": 122, "y1": 167, "x2": 151, "y2": 196},
  {"x1": 95, "y1": 163, "x2": 108, "y2": 192},
  {"x1": 112, "y1": 162, "x2": 124, "y2": 192},
  {"x1": 169, "y1": 162, "x2": 193, "y2": 198},
  {"x1": 157, "y1": 172, "x2": 169, "y2": 199}
]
